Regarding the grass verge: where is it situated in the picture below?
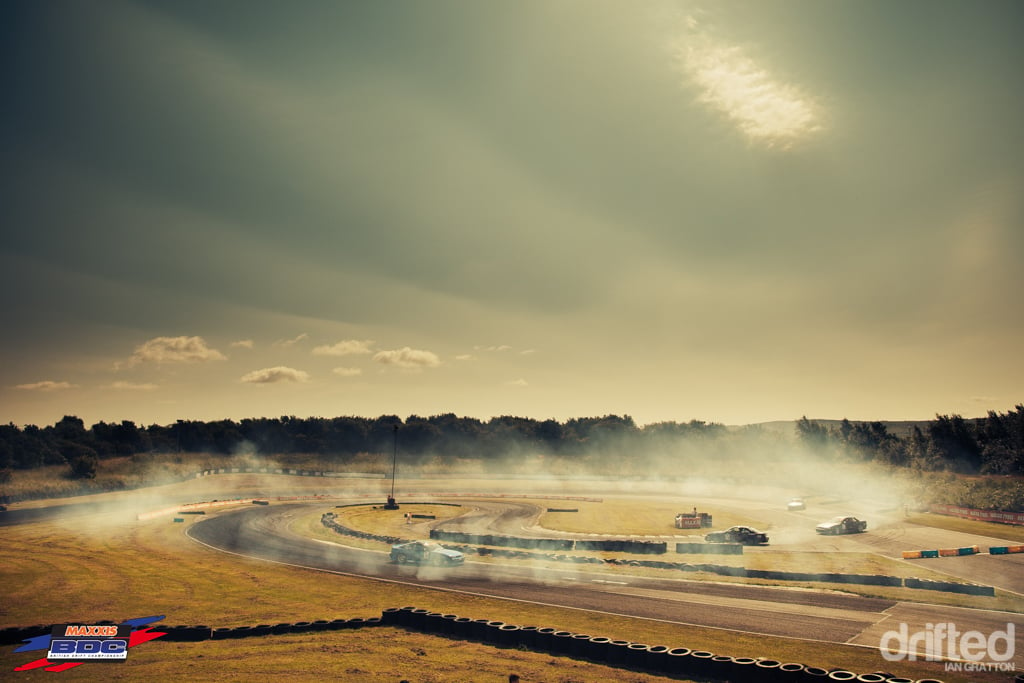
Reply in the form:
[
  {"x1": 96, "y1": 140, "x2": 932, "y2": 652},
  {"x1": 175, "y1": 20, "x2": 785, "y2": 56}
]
[{"x1": 907, "y1": 513, "x2": 1024, "y2": 544}]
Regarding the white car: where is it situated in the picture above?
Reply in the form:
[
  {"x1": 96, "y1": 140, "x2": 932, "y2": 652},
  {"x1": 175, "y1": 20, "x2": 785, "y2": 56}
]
[{"x1": 816, "y1": 516, "x2": 867, "y2": 535}]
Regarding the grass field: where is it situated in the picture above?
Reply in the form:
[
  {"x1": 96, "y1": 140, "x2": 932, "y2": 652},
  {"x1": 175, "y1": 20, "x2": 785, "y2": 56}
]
[
  {"x1": 0, "y1": 476, "x2": 1014, "y2": 682},
  {"x1": 908, "y1": 512, "x2": 1024, "y2": 543}
]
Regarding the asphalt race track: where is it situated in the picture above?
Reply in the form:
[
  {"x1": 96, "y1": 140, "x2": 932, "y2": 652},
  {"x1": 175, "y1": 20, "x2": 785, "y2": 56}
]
[{"x1": 187, "y1": 502, "x2": 1024, "y2": 659}]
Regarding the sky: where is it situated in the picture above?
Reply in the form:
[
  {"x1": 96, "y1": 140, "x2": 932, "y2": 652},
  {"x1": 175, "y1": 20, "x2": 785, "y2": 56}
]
[{"x1": 2, "y1": 0, "x2": 1022, "y2": 429}]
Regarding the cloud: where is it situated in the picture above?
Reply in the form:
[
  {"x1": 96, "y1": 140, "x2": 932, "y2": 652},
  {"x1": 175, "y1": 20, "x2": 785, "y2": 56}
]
[
  {"x1": 475, "y1": 345, "x2": 513, "y2": 352},
  {"x1": 332, "y1": 367, "x2": 362, "y2": 377},
  {"x1": 675, "y1": 27, "x2": 822, "y2": 148},
  {"x1": 372, "y1": 347, "x2": 441, "y2": 369},
  {"x1": 231, "y1": 339, "x2": 254, "y2": 349},
  {"x1": 505, "y1": 378, "x2": 529, "y2": 387},
  {"x1": 455, "y1": 354, "x2": 476, "y2": 361},
  {"x1": 274, "y1": 333, "x2": 309, "y2": 348},
  {"x1": 241, "y1": 366, "x2": 311, "y2": 384},
  {"x1": 313, "y1": 339, "x2": 376, "y2": 356},
  {"x1": 16, "y1": 380, "x2": 77, "y2": 391},
  {"x1": 108, "y1": 381, "x2": 159, "y2": 391},
  {"x1": 128, "y1": 336, "x2": 227, "y2": 365}
]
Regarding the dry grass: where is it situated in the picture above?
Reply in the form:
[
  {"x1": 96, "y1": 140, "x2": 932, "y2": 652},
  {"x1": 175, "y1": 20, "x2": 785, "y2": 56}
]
[{"x1": 907, "y1": 512, "x2": 1024, "y2": 543}]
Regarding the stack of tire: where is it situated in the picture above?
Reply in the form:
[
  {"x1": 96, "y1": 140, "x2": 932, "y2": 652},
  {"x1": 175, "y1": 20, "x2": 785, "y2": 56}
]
[{"x1": 378, "y1": 607, "x2": 944, "y2": 682}]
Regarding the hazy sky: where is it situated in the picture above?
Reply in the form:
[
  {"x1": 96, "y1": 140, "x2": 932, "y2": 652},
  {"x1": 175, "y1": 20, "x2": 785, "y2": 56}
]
[{"x1": 3, "y1": 0, "x2": 1022, "y2": 429}]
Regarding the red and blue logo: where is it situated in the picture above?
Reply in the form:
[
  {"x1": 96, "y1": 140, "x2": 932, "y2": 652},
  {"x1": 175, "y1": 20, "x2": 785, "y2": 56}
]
[{"x1": 13, "y1": 615, "x2": 166, "y2": 672}]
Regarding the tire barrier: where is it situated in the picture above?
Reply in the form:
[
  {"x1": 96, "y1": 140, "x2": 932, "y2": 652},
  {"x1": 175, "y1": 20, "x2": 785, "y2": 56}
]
[
  {"x1": 321, "y1": 512, "x2": 405, "y2": 546},
  {"x1": 374, "y1": 608, "x2": 946, "y2": 682},
  {"x1": 676, "y1": 542, "x2": 744, "y2": 555},
  {"x1": 161, "y1": 625, "x2": 212, "y2": 642},
  {"x1": 0, "y1": 625, "x2": 50, "y2": 646},
  {"x1": 429, "y1": 530, "x2": 574, "y2": 552},
  {"x1": 427, "y1": 529, "x2": 667, "y2": 555},
  {"x1": 777, "y1": 662, "x2": 805, "y2": 681},
  {"x1": 902, "y1": 577, "x2": 995, "y2": 596}
]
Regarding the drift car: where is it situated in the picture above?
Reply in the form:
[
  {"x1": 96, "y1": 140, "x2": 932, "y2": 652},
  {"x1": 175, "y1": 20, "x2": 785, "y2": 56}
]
[
  {"x1": 705, "y1": 526, "x2": 769, "y2": 545},
  {"x1": 389, "y1": 540, "x2": 465, "y2": 566},
  {"x1": 816, "y1": 516, "x2": 867, "y2": 535}
]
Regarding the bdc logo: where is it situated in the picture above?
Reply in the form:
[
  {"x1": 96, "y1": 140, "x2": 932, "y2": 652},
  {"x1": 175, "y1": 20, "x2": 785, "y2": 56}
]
[
  {"x1": 47, "y1": 624, "x2": 131, "y2": 661},
  {"x1": 12, "y1": 616, "x2": 166, "y2": 672}
]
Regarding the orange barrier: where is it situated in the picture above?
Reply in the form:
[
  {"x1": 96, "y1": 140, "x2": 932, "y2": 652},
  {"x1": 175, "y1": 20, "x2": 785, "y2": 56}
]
[{"x1": 904, "y1": 545, "x2": 979, "y2": 559}]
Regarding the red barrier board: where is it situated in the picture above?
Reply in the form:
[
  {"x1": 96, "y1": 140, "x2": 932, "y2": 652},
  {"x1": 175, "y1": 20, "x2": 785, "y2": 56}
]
[{"x1": 929, "y1": 504, "x2": 1024, "y2": 526}]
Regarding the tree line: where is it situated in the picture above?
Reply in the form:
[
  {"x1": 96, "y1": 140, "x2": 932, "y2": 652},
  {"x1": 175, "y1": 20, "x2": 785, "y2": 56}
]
[
  {"x1": 795, "y1": 405, "x2": 1024, "y2": 475},
  {"x1": 1, "y1": 406, "x2": 1022, "y2": 480}
]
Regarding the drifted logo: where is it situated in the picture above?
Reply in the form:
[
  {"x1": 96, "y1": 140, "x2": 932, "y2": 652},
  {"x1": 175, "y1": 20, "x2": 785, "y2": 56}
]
[
  {"x1": 13, "y1": 615, "x2": 166, "y2": 672},
  {"x1": 879, "y1": 622, "x2": 1016, "y2": 671}
]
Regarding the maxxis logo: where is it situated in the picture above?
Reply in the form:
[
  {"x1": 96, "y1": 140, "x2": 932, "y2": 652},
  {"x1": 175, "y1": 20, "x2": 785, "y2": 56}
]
[{"x1": 12, "y1": 615, "x2": 166, "y2": 672}]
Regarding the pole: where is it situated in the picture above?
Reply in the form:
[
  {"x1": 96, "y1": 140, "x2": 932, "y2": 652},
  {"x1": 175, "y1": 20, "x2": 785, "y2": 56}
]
[{"x1": 386, "y1": 424, "x2": 399, "y2": 509}]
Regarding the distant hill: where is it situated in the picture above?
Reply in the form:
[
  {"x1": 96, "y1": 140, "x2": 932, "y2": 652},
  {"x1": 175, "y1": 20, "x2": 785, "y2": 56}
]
[{"x1": 738, "y1": 419, "x2": 951, "y2": 438}]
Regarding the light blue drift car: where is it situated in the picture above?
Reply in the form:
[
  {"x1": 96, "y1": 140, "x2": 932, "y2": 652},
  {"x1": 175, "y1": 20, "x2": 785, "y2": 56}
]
[{"x1": 390, "y1": 540, "x2": 465, "y2": 566}]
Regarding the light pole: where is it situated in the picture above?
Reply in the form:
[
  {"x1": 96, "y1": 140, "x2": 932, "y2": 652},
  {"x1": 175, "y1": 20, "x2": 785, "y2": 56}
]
[{"x1": 385, "y1": 424, "x2": 399, "y2": 509}]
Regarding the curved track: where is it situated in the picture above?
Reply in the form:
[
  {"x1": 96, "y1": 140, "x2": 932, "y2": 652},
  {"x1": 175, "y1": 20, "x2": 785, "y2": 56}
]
[{"x1": 187, "y1": 503, "x2": 1024, "y2": 659}]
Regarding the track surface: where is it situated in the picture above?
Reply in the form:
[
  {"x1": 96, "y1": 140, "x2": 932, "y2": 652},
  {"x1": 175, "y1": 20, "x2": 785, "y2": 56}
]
[{"x1": 188, "y1": 503, "x2": 1024, "y2": 660}]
